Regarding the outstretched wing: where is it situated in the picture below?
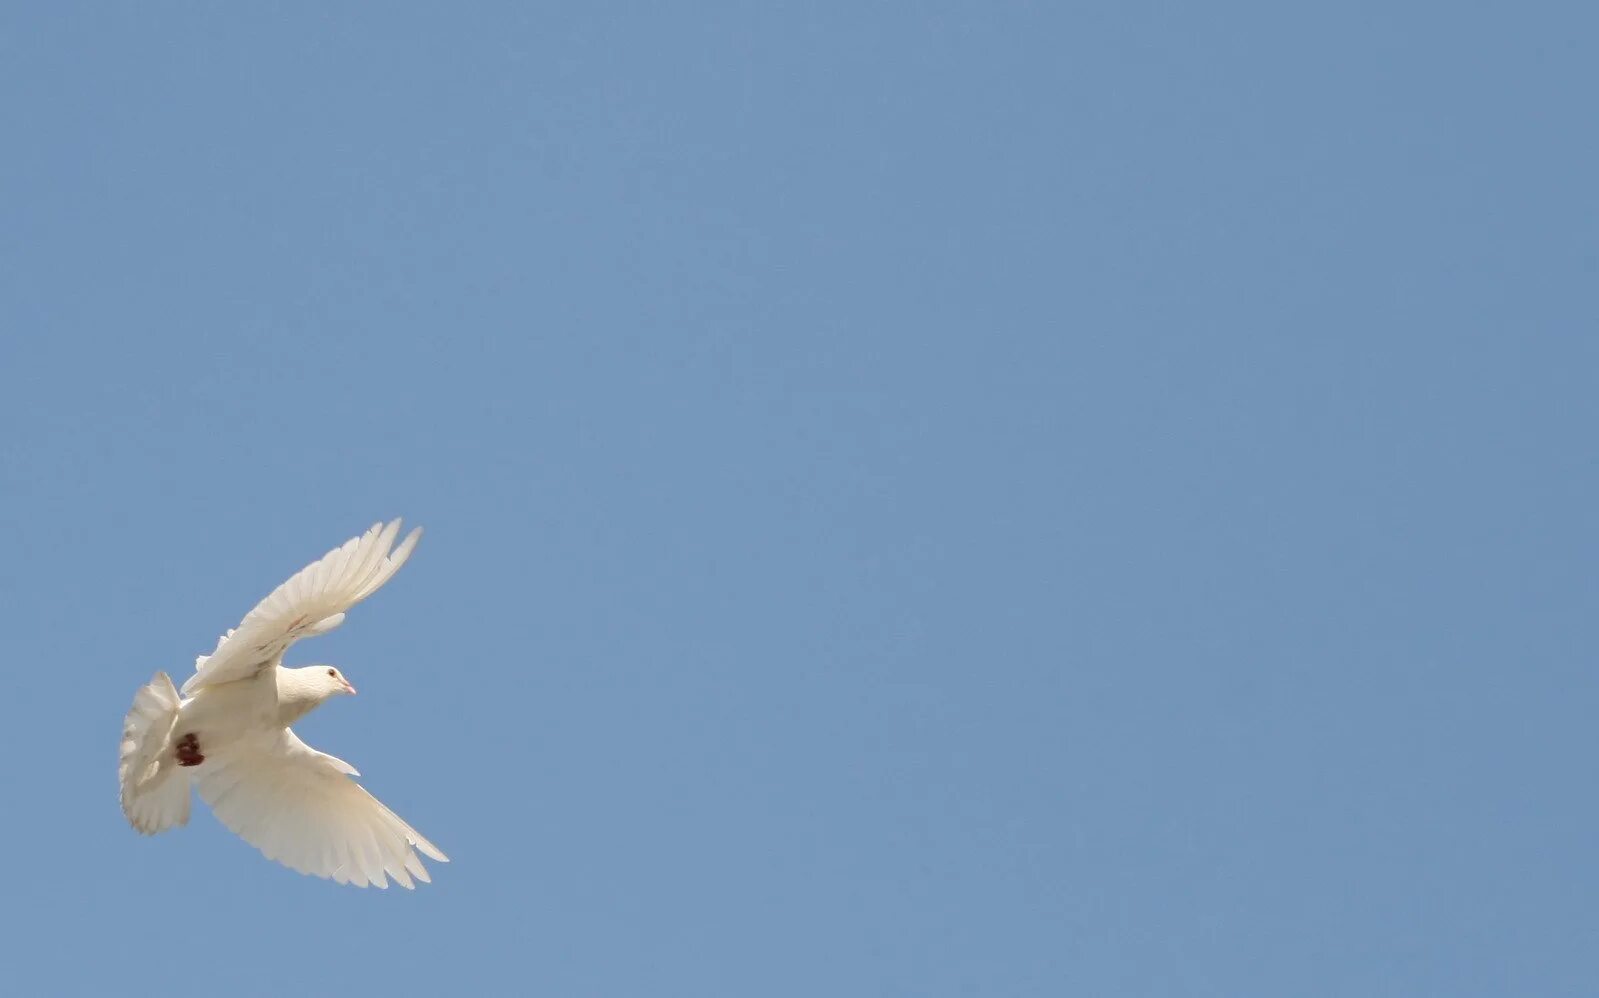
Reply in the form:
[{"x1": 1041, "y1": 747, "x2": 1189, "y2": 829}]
[
  {"x1": 196, "y1": 729, "x2": 449, "y2": 888},
  {"x1": 182, "y1": 519, "x2": 421, "y2": 696}
]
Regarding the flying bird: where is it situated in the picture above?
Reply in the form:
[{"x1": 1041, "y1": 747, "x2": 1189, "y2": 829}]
[{"x1": 119, "y1": 519, "x2": 448, "y2": 888}]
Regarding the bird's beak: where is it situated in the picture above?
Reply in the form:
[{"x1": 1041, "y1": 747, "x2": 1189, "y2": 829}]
[{"x1": 341, "y1": 678, "x2": 358, "y2": 696}]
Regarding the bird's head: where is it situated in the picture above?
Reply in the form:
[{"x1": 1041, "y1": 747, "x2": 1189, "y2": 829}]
[
  {"x1": 310, "y1": 665, "x2": 358, "y2": 698},
  {"x1": 275, "y1": 665, "x2": 358, "y2": 725}
]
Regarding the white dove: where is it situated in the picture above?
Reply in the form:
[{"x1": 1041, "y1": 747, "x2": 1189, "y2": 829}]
[{"x1": 118, "y1": 519, "x2": 448, "y2": 889}]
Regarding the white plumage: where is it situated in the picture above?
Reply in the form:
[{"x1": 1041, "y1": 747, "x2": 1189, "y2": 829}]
[{"x1": 119, "y1": 519, "x2": 448, "y2": 888}]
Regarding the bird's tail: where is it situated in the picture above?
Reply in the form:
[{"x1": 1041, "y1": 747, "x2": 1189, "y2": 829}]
[{"x1": 119, "y1": 671, "x2": 191, "y2": 834}]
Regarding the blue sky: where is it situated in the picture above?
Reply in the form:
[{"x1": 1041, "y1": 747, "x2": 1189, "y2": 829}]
[{"x1": 2, "y1": 3, "x2": 1596, "y2": 995}]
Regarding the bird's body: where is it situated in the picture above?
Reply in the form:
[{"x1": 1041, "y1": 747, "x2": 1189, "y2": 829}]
[
  {"x1": 180, "y1": 666, "x2": 281, "y2": 754},
  {"x1": 119, "y1": 520, "x2": 448, "y2": 889}
]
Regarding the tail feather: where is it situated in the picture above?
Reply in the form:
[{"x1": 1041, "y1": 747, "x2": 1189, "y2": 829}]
[{"x1": 120, "y1": 672, "x2": 191, "y2": 835}]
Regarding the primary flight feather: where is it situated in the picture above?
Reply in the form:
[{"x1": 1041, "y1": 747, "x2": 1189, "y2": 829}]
[{"x1": 118, "y1": 519, "x2": 448, "y2": 889}]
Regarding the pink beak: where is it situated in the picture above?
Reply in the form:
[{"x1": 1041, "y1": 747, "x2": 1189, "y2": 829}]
[{"x1": 341, "y1": 678, "x2": 358, "y2": 696}]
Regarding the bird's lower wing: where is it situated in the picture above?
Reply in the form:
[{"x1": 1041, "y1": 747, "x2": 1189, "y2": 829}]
[
  {"x1": 195, "y1": 729, "x2": 448, "y2": 889},
  {"x1": 182, "y1": 519, "x2": 421, "y2": 696}
]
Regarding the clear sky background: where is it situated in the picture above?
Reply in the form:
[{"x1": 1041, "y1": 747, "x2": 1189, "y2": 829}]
[{"x1": 1, "y1": 4, "x2": 1595, "y2": 996}]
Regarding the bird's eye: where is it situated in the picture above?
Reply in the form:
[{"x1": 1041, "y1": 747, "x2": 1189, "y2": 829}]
[{"x1": 327, "y1": 669, "x2": 336, "y2": 677}]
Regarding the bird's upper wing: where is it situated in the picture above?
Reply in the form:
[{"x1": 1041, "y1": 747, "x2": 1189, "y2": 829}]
[
  {"x1": 182, "y1": 520, "x2": 421, "y2": 696},
  {"x1": 196, "y1": 728, "x2": 448, "y2": 888}
]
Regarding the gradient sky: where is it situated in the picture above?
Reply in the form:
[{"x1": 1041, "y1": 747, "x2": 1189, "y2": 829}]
[{"x1": 2, "y1": 4, "x2": 1596, "y2": 995}]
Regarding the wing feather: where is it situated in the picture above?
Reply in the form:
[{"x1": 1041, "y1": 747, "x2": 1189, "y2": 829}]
[
  {"x1": 182, "y1": 520, "x2": 422, "y2": 695},
  {"x1": 196, "y1": 730, "x2": 447, "y2": 890},
  {"x1": 348, "y1": 522, "x2": 392, "y2": 589}
]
